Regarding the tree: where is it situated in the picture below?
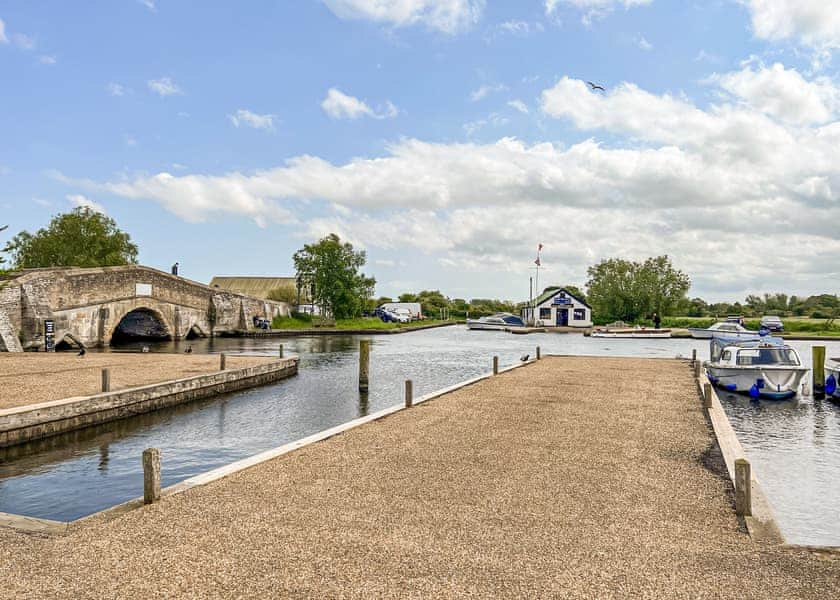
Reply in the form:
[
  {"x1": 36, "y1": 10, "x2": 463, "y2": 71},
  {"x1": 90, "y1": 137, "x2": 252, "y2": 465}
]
[
  {"x1": 585, "y1": 255, "x2": 690, "y2": 323},
  {"x1": 292, "y1": 233, "x2": 375, "y2": 319},
  {"x1": 0, "y1": 225, "x2": 8, "y2": 274},
  {"x1": 6, "y1": 207, "x2": 138, "y2": 269},
  {"x1": 267, "y1": 285, "x2": 297, "y2": 304}
]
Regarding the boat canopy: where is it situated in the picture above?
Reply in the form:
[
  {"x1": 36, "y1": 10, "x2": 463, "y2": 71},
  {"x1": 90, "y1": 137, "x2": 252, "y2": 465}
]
[
  {"x1": 709, "y1": 335, "x2": 785, "y2": 362},
  {"x1": 494, "y1": 313, "x2": 525, "y2": 326}
]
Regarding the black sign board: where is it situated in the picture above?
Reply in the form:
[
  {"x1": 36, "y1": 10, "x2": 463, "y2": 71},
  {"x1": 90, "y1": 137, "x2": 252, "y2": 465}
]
[{"x1": 44, "y1": 319, "x2": 55, "y2": 352}]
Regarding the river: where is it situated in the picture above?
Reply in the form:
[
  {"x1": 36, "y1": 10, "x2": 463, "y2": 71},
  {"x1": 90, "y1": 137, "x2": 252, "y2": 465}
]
[{"x1": 0, "y1": 327, "x2": 838, "y2": 545}]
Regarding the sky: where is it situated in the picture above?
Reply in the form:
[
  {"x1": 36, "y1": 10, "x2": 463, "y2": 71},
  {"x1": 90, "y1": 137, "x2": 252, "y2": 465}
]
[{"x1": 2, "y1": 0, "x2": 839, "y2": 303}]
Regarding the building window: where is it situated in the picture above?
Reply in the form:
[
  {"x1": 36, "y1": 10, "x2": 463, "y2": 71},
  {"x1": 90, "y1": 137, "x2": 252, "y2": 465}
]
[
  {"x1": 539, "y1": 307, "x2": 552, "y2": 320},
  {"x1": 573, "y1": 308, "x2": 586, "y2": 320}
]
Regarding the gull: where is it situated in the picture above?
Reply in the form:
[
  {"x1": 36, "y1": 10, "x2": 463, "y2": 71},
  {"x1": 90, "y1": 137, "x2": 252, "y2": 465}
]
[
  {"x1": 586, "y1": 81, "x2": 605, "y2": 92},
  {"x1": 77, "y1": 347, "x2": 86, "y2": 357},
  {"x1": 520, "y1": 354, "x2": 530, "y2": 362}
]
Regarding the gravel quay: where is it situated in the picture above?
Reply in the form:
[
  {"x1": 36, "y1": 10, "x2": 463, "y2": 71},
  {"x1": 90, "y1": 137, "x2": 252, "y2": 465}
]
[
  {"x1": 0, "y1": 353, "x2": 274, "y2": 410},
  {"x1": 1, "y1": 356, "x2": 837, "y2": 598}
]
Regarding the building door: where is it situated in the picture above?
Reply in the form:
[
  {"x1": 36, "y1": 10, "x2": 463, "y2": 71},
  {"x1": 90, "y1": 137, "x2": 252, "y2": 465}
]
[{"x1": 556, "y1": 308, "x2": 569, "y2": 326}]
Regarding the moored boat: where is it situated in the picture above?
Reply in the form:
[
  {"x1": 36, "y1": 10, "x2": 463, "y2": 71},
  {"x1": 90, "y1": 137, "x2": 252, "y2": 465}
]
[
  {"x1": 688, "y1": 321, "x2": 758, "y2": 339},
  {"x1": 590, "y1": 322, "x2": 670, "y2": 338},
  {"x1": 466, "y1": 312, "x2": 525, "y2": 331},
  {"x1": 704, "y1": 336, "x2": 808, "y2": 399}
]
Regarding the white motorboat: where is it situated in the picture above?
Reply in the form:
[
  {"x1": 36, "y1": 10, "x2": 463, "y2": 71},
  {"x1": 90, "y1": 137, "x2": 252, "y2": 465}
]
[
  {"x1": 590, "y1": 322, "x2": 670, "y2": 338},
  {"x1": 688, "y1": 321, "x2": 758, "y2": 339},
  {"x1": 825, "y1": 358, "x2": 840, "y2": 400},
  {"x1": 466, "y1": 312, "x2": 525, "y2": 331},
  {"x1": 704, "y1": 336, "x2": 808, "y2": 400}
]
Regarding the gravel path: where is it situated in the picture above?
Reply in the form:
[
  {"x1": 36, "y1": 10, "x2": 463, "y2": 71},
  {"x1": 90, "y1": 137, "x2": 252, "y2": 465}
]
[
  {"x1": 1, "y1": 356, "x2": 837, "y2": 598},
  {"x1": 0, "y1": 353, "x2": 274, "y2": 410}
]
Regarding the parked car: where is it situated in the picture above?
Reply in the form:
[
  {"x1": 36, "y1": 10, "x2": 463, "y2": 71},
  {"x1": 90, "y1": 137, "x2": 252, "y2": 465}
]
[
  {"x1": 726, "y1": 315, "x2": 745, "y2": 326},
  {"x1": 760, "y1": 315, "x2": 784, "y2": 332},
  {"x1": 380, "y1": 309, "x2": 409, "y2": 323}
]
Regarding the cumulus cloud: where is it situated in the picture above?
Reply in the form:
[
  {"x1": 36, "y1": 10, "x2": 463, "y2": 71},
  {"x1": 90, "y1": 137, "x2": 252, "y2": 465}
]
[
  {"x1": 39, "y1": 54, "x2": 56, "y2": 65},
  {"x1": 741, "y1": 0, "x2": 840, "y2": 50},
  {"x1": 67, "y1": 194, "x2": 106, "y2": 214},
  {"x1": 56, "y1": 66, "x2": 840, "y2": 297},
  {"x1": 545, "y1": 0, "x2": 652, "y2": 24},
  {"x1": 0, "y1": 18, "x2": 8, "y2": 44},
  {"x1": 636, "y1": 35, "x2": 652, "y2": 50},
  {"x1": 106, "y1": 82, "x2": 127, "y2": 96},
  {"x1": 228, "y1": 109, "x2": 277, "y2": 131},
  {"x1": 148, "y1": 77, "x2": 183, "y2": 97},
  {"x1": 712, "y1": 62, "x2": 840, "y2": 125},
  {"x1": 321, "y1": 88, "x2": 398, "y2": 119},
  {"x1": 323, "y1": 0, "x2": 484, "y2": 34}
]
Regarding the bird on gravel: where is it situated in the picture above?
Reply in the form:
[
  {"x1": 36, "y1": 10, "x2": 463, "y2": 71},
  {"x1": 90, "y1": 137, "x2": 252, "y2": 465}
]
[
  {"x1": 520, "y1": 354, "x2": 529, "y2": 362},
  {"x1": 185, "y1": 345, "x2": 193, "y2": 353},
  {"x1": 77, "y1": 347, "x2": 86, "y2": 357}
]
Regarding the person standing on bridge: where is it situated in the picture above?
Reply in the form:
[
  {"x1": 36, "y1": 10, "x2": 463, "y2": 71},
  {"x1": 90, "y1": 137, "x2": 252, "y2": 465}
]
[{"x1": 171, "y1": 262, "x2": 179, "y2": 276}]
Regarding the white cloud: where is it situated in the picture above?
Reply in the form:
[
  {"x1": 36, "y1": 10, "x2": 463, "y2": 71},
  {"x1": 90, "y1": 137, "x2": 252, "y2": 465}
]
[
  {"x1": 545, "y1": 0, "x2": 652, "y2": 24},
  {"x1": 741, "y1": 0, "x2": 840, "y2": 50},
  {"x1": 321, "y1": 88, "x2": 398, "y2": 119},
  {"x1": 11, "y1": 32, "x2": 34, "y2": 50},
  {"x1": 636, "y1": 35, "x2": 652, "y2": 50},
  {"x1": 106, "y1": 82, "x2": 127, "y2": 96},
  {"x1": 323, "y1": 0, "x2": 485, "y2": 33},
  {"x1": 148, "y1": 77, "x2": 183, "y2": 97},
  {"x1": 139, "y1": 0, "x2": 156, "y2": 11},
  {"x1": 712, "y1": 62, "x2": 840, "y2": 125},
  {"x1": 498, "y1": 20, "x2": 530, "y2": 35},
  {"x1": 39, "y1": 54, "x2": 56, "y2": 65},
  {"x1": 469, "y1": 83, "x2": 507, "y2": 102},
  {"x1": 228, "y1": 109, "x2": 278, "y2": 131},
  {"x1": 0, "y1": 18, "x2": 8, "y2": 44},
  {"x1": 507, "y1": 99, "x2": 529, "y2": 114},
  {"x1": 56, "y1": 66, "x2": 840, "y2": 298},
  {"x1": 67, "y1": 194, "x2": 106, "y2": 214}
]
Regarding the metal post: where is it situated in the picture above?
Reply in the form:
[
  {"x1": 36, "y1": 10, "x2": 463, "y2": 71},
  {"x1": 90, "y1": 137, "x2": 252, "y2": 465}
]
[
  {"x1": 691, "y1": 348, "x2": 697, "y2": 366},
  {"x1": 734, "y1": 458, "x2": 752, "y2": 517},
  {"x1": 536, "y1": 346, "x2": 541, "y2": 360},
  {"x1": 405, "y1": 379, "x2": 413, "y2": 408},
  {"x1": 142, "y1": 448, "x2": 161, "y2": 505},
  {"x1": 278, "y1": 344, "x2": 284, "y2": 358},
  {"x1": 359, "y1": 340, "x2": 370, "y2": 392},
  {"x1": 813, "y1": 346, "x2": 826, "y2": 400},
  {"x1": 220, "y1": 353, "x2": 227, "y2": 370},
  {"x1": 493, "y1": 356, "x2": 499, "y2": 375},
  {"x1": 101, "y1": 368, "x2": 111, "y2": 393},
  {"x1": 703, "y1": 383, "x2": 712, "y2": 409}
]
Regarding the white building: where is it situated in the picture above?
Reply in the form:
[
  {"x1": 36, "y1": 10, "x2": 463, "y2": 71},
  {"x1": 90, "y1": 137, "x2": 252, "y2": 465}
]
[{"x1": 521, "y1": 288, "x2": 592, "y2": 328}]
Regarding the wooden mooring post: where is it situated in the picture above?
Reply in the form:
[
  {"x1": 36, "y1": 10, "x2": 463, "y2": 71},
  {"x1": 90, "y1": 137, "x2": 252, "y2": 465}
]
[
  {"x1": 359, "y1": 340, "x2": 370, "y2": 392},
  {"x1": 142, "y1": 448, "x2": 161, "y2": 505},
  {"x1": 536, "y1": 346, "x2": 541, "y2": 360},
  {"x1": 493, "y1": 356, "x2": 499, "y2": 375},
  {"x1": 220, "y1": 353, "x2": 227, "y2": 371},
  {"x1": 694, "y1": 360, "x2": 701, "y2": 378},
  {"x1": 703, "y1": 383, "x2": 713, "y2": 409},
  {"x1": 278, "y1": 344, "x2": 284, "y2": 358},
  {"x1": 813, "y1": 346, "x2": 826, "y2": 400},
  {"x1": 691, "y1": 349, "x2": 697, "y2": 365},
  {"x1": 101, "y1": 368, "x2": 111, "y2": 393},
  {"x1": 405, "y1": 379, "x2": 413, "y2": 408},
  {"x1": 734, "y1": 458, "x2": 752, "y2": 517}
]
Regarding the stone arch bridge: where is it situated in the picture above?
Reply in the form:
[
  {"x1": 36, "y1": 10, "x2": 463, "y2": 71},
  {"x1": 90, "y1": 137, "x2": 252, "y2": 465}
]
[{"x1": 0, "y1": 266, "x2": 290, "y2": 351}]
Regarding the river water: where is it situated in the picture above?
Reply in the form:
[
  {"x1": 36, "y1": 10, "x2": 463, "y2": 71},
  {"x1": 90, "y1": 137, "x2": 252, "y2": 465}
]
[{"x1": 0, "y1": 327, "x2": 838, "y2": 545}]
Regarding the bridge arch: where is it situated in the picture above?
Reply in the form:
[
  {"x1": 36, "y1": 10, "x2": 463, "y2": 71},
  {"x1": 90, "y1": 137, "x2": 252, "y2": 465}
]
[{"x1": 110, "y1": 305, "x2": 173, "y2": 345}]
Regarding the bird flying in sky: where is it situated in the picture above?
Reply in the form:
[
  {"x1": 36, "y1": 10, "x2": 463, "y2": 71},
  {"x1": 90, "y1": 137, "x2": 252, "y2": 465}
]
[{"x1": 586, "y1": 81, "x2": 606, "y2": 92}]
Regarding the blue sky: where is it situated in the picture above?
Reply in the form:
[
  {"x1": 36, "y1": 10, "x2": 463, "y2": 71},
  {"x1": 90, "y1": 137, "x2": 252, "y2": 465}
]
[{"x1": 2, "y1": 1, "x2": 839, "y2": 302}]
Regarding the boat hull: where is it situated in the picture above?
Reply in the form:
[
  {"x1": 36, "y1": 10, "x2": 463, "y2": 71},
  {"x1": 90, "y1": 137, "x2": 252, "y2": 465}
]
[
  {"x1": 466, "y1": 321, "x2": 507, "y2": 331},
  {"x1": 690, "y1": 328, "x2": 758, "y2": 340},
  {"x1": 591, "y1": 328, "x2": 671, "y2": 339},
  {"x1": 706, "y1": 365, "x2": 808, "y2": 399}
]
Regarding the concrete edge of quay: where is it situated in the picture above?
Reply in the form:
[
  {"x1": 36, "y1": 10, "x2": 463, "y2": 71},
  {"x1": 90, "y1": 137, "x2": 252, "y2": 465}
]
[
  {"x1": 0, "y1": 356, "x2": 531, "y2": 535},
  {"x1": 0, "y1": 357, "x2": 299, "y2": 449},
  {"x1": 234, "y1": 320, "x2": 462, "y2": 337}
]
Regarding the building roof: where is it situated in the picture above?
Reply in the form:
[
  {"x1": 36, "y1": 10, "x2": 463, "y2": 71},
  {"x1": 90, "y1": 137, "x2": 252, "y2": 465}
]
[
  {"x1": 532, "y1": 287, "x2": 591, "y2": 309},
  {"x1": 209, "y1": 276, "x2": 296, "y2": 300}
]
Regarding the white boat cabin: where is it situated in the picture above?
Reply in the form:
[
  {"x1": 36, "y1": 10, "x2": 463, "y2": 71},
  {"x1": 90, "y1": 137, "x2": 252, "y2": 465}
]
[{"x1": 521, "y1": 288, "x2": 592, "y2": 328}]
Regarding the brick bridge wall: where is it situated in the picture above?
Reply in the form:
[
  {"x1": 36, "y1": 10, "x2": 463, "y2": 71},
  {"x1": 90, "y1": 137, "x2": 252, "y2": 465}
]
[{"x1": 0, "y1": 266, "x2": 290, "y2": 351}]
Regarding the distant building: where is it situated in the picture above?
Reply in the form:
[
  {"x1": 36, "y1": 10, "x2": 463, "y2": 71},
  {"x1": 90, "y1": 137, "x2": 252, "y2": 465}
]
[
  {"x1": 209, "y1": 276, "x2": 297, "y2": 300},
  {"x1": 521, "y1": 288, "x2": 592, "y2": 328}
]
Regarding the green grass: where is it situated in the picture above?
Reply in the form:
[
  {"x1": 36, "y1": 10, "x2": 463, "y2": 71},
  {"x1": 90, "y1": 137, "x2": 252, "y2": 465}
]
[
  {"x1": 662, "y1": 316, "x2": 840, "y2": 337},
  {"x1": 271, "y1": 315, "x2": 453, "y2": 330}
]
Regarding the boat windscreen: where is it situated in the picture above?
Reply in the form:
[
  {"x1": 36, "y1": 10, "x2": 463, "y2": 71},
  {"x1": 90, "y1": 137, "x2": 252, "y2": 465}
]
[
  {"x1": 501, "y1": 315, "x2": 525, "y2": 326},
  {"x1": 709, "y1": 335, "x2": 785, "y2": 361},
  {"x1": 736, "y1": 348, "x2": 800, "y2": 366}
]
